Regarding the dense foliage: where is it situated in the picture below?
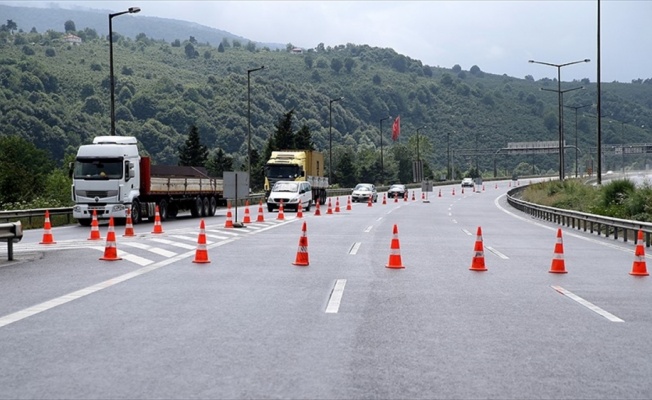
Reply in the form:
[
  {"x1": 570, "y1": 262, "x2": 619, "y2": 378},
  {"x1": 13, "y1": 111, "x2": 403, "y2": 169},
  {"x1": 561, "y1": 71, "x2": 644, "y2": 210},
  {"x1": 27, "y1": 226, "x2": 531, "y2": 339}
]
[{"x1": 1, "y1": 10, "x2": 652, "y2": 209}]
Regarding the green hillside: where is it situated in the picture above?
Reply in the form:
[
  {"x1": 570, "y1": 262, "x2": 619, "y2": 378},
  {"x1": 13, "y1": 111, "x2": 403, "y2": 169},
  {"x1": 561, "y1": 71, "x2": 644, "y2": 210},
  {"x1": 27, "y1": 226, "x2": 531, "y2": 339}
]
[{"x1": 1, "y1": 8, "x2": 652, "y2": 207}]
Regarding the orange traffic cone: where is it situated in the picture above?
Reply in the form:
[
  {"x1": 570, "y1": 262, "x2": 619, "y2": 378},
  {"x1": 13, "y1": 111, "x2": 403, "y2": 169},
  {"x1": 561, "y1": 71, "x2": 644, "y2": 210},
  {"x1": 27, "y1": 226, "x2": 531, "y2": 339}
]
[
  {"x1": 123, "y1": 207, "x2": 135, "y2": 237},
  {"x1": 630, "y1": 230, "x2": 649, "y2": 276},
  {"x1": 411, "y1": 191, "x2": 415, "y2": 201},
  {"x1": 256, "y1": 200, "x2": 265, "y2": 222},
  {"x1": 335, "y1": 197, "x2": 341, "y2": 213},
  {"x1": 394, "y1": 194, "x2": 398, "y2": 203},
  {"x1": 386, "y1": 224, "x2": 405, "y2": 269},
  {"x1": 243, "y1": 200, "x2": 252, "y2": 224},
  {"x1": 277, "y1": 200, "x2": 285, "y2": 220},
  {"x1": 292, "y1": 221, "x2": 309, "y2": 266},
  {"x1": 382, "y1": 194, "x2": 387, "y2": 205},
  {"x1": 151, "y1": 205, "x2": 164, "y2": 234},
  {"x1": 39, "y1": 210, "x2": 56, "y2": 244},
  {"x1": 495, "y1": 183, "x2": 498, "y2": 189},
  {"x1": 422, "y1": 192, "x2": 425, "y2": 200},
  {"x1": 225, "y1": 202, "x2": 234, "y2": 228},
  {"x1": 404, "y1": 192, "x2": 408, "y2": 202},
  {"x1": 192, "y1": 219, "x2": 210, "y2": 264},
  {"x1": 482, "y1": 185, "x2": 485, "y2": 191},
  {"x1": 549, "y1": 228, "x2": 567, "y2": 274},
  {"x1": 87, "y1": 209, "x2": 102, "y2": 240},
  {"x1": 462, "y1": 187, "x2": 465, "y2": 194},
  {"x1": 368, "y1": 196, "x2": 373, "y2": 207},
  {"x1": 327, "y1": 198, "x2": 333, "y2": 214},
  {"x1": 100, "y1": 217, "x2": 121, "y2": 261},
  {"x1": 314, "y1": 200, "x2": 321, "y2": 216},
  {"x1": 346, "y1": 196, "x2": 352, "y2": 211},
  {"x1": 452, "y1": 188, "x2": 456, "y2": 196},
  {"x1": 469, "y1": 226, "x2": 487, "y2": 271},
  {"x1": 438, "y1": 189, "x2": 442, "y2": 197},
  {"x1": 297, "y1": 202, "x2": 304, "y2": 219}
]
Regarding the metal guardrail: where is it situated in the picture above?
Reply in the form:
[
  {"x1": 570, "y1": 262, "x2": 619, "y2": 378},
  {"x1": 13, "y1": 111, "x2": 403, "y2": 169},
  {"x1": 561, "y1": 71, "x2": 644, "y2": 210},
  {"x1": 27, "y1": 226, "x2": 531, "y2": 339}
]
[
  {"x1": 506, "y1": 186, "x2": 652, "y2": 247},
  {"x1": 0, "y1": 221, "x2": 23, "y2": 260}
]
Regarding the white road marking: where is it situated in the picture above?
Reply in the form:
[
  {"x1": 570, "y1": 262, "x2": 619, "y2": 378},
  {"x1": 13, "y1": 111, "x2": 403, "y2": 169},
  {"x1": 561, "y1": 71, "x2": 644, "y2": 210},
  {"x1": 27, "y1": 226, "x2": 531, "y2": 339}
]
[
  {"x1": 205, "y1": 234, "x2": 230, "y2": 240},
  {"x1": 364, "y1": 226, "x2": 373, "y2": 233},
  {"x1": 551, "y1": 286, "x2": 624, "y2": 322},
  {"x1": 148, "y1": 238, "x2": 196, "y2": 250},
  {"x1": 485, "y1": 246, "x2": 509, "y2": 259},
  {"x1": 120, "y1": 242, "x2": 178, "y2": 258},
  {"x1": 462, "y1": 229, "x2": 472, "y2": 236},
  {"x1": 349, "y1": 242, "x2": 361, "y2": 255},
  {"x1": 325, "y1": 279, "x2": 347, "y2": 314}
]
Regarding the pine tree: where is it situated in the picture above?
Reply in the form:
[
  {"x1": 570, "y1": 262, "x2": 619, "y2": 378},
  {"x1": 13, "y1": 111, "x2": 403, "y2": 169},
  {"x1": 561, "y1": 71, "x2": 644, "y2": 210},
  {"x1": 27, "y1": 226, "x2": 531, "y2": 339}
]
[
  {"x1": 295, "y1": 124, "x2": 314, "y2": 150},
  {"x1": 206, "y1": 148, "x2": 232, "y2": 177},
  {"x1": 178, "y1": 125, "x2": 208, "y2": 167},
  {"x1": 273, "y1": 109, "x2": 295, "y2": 150}
]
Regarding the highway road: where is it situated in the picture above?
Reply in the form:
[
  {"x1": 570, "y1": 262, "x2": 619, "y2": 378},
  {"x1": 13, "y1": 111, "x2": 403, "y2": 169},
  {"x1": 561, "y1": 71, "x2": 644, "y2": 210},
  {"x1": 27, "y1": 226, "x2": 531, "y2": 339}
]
[{"x1": 1, "y1": 180, "x2": 651, "y2": 399}]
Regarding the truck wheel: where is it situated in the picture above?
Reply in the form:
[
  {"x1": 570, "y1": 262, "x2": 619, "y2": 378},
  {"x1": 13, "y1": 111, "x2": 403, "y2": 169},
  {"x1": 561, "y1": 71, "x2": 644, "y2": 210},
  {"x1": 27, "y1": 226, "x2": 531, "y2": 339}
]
[
  {"x1": 191, "y1": 197, "x2": 201, "y2": 218},
  {"x1": 305, "y1": 200, "x2": 312, "y2": 212},
  {"x1": 158, "y1": 199, "x2": 168, "y2": 221},
  {"x1": 268, "y1": 204, "x2": 274, "y2": 213},
  {"x1": 209, "y1": 196, "x2": 217, "y2": 216},
  {"x1": 131, "y1": 200, "x2": 142, "y2": 224},
  {"x1": 202, "y1": 197, "x2": 210, "y2": 217},
  {"x1": 78, "y1": 218, "x2": 91, "y2": 227}
]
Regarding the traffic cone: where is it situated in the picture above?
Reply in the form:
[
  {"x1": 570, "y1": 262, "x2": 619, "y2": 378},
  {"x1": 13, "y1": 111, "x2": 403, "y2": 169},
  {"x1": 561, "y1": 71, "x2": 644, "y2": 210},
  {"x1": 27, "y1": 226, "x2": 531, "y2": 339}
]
[
  {"x1": 243, "y1": 200, "x2": 252, "y2": 224},
  {"x1": 100, "y1": 217, "x2": 121, "y2": 261},
  {"x1": 394, "y1": 194, "x2": 398, "y2": 203},
  {"x1": 404, "y1": 192, "x2": 408, "y2": 202},
  {"x1": 469, "y1": 226, "x2": 487, "y2": 271},
  {"x1": 630, "y1": 230, "x2": 649, "y2": 276},
  {"x1": 549, "y1": 228, "x2": 567, "y2": 274},
  {"x1": 482, "y1": 185, "x2": 485, "y2": 191},
  {"x1": 386, "y1": 224, "x2": 405, "y2": 269},
  {"x1": 277, "y1": 200, "x2": 285, "y2": 220},
  {"x1": 411, "y1": 191, "x2": 415, "y2": 201},
  {"x1": 438, "y1": 189, "x2": 442, "y2": 197},
  {"x1": 346, "y1": 196, "x2": 352, "y2": 211},
  {"x1": 256, "y1": 200, "x2": 265, "y2": 222},
  {"x1": 39, "y1": 210, "x2": 56, "y2": 244},
  {"x1": 123, "y1": 207, "x2": 135, "y2": 237},
  {"x1": 462, "y1": 187, "x2": 465, "y2": 194},
  {"x1": 224, "y1": 202, "x2": 234, "y2": 228},
  {"x1": 452, "y1": 188, "x2": 456, "y2": 196},
  {"x1": 495, "y1": 183, "x2": 498, "y2": 189},
  {"x1": 368, "y1": 195, "x2": 373, "y2": 207},
  {"x1": 292, "y1": 221, "x2": 309, "y2": 266},
  {"x1": 87, "y1": 209, "x2": 102, "y2": 240},
  {"x1": 335, "y1": 198, "x2": 341, "y2": 212},
  {"x1": 314, "y1": 200, "x2": 321, "y2": 216},
  {"x1": 297, "y1": 202, "x2": 304, "y2": 219},
  {"x1": 382, "y1": 194, "x2": 387, "y2": 205},
  {"x1": 422, "y1": 193, "x2": 425, "y2": 200},
  {"x1": 327, "y1": 198, "x2": 333, "y2": 214},
  {"x1": 192, "y1": 219, "x2": 210, "y2": 264},
  {"x1": 151, "y1": 205, "x2": 164, "y2": 234}
]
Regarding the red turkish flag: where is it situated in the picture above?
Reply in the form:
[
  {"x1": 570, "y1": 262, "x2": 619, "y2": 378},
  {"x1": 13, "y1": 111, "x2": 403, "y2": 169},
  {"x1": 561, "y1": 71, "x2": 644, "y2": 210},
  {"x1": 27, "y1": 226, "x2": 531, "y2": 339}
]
[{"x1": 392, "y1": 116, "x2": 400, "y2": 141}]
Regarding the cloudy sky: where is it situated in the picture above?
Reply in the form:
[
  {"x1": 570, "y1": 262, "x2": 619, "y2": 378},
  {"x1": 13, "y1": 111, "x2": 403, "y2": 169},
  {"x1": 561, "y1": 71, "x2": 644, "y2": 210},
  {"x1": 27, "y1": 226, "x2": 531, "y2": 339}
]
[{"x1": 10, "y1": 1, "x2": 651, "y2": 83}]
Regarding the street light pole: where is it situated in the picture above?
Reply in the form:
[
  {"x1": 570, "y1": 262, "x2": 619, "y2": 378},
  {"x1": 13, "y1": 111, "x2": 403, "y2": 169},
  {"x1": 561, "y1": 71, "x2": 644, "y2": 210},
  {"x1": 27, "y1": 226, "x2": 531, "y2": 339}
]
[
  {"x1": 564, "y1": 104, "x2": 591, "y2": 177},
  {"x1": 247, "y1": 65, "x2": 264, "y2": 192},
  {"x1": 328, "y1": 97, "x2": 343, "y2": 185},
  {"x1": 447, "y1": 130, "x2": 454, "y2": 180},
  {"x1": 529, "y1": 58, "x2": 590, "y2": 180},
  {"x1": 109, "y1": 6, "x2": 140, "y2": 136},
  {"x1": 415, "y1": 126, "x2": 426, "y2": 162},
  {"x1": 379, "y1": 115, "x2": 391, "y2": 184}
]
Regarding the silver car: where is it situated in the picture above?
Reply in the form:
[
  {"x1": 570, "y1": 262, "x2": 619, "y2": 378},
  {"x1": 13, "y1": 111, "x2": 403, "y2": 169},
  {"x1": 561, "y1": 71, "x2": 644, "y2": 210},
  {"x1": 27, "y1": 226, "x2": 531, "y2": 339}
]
[{"x1": 351, "y1": 183, "x2": 378, "y2": 203}]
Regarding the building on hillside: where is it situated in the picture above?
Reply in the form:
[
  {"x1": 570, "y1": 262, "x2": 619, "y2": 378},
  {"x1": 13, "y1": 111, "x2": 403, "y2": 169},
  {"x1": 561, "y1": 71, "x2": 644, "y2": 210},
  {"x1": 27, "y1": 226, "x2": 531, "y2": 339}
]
[
  {"x1": 63, "y1": 34, "x2": 82, "y2": 45},
  {"x1": 291, "y1": 47, "x2": 303, "y2": 54}
]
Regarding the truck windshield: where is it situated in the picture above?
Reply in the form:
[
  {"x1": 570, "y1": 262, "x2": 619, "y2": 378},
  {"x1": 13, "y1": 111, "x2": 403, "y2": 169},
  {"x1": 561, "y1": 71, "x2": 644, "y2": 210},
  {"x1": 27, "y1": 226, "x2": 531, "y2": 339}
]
[
  {"x1": 74, "y1": 158, "x2": 123, "y2": 180},
  {"x1": 266, "y1": 165, "x2": 302, "y2": 179}
]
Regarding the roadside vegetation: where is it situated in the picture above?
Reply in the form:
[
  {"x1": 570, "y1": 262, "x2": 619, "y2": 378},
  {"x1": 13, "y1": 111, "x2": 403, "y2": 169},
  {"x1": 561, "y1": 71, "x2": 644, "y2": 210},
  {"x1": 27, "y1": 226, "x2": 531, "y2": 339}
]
[{"x1": 521, "y1": 179, "x2": 652, "y2": 222}]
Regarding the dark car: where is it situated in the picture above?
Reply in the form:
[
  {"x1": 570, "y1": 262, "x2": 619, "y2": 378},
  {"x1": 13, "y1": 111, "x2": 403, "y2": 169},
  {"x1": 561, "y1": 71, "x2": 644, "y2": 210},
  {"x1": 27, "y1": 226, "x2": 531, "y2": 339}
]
[{"x1": 387, "y1": 184, "x2": 407, "y2": 199}]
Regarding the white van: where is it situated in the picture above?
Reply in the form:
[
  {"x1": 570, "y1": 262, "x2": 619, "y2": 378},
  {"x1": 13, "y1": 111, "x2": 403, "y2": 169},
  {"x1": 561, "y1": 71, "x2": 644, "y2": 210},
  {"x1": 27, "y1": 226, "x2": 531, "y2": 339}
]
[{"x1": 267, "y1": 181, "x2": 313, "y2": 212}]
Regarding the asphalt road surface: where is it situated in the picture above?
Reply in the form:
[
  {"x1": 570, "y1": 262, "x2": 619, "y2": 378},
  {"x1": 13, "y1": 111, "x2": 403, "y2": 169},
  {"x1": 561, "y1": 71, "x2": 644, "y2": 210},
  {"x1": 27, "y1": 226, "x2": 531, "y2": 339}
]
[{"x1": 1, "y1": 180, "x2": 651, "y2": 399}]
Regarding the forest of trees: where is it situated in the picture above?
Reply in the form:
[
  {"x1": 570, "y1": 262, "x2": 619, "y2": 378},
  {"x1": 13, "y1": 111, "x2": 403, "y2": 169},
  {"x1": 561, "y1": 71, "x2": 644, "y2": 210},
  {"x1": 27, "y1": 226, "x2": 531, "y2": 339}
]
[{"x1": 1, "y1": 13, "x2": 652, "y2": 210}]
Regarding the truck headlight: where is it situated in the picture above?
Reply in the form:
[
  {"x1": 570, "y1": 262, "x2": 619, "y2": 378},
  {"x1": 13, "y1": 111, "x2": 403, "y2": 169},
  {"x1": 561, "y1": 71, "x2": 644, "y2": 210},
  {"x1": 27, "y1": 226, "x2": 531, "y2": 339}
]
[{"x1": 112, "y1": 205, "x2": 126, "y2": 212}]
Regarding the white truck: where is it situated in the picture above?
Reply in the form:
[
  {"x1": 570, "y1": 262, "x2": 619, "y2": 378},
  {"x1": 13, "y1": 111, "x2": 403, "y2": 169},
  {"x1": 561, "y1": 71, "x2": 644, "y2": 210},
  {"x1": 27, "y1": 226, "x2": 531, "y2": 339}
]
[{"x1": 71, "y1": 136, "x2": 223, "y2": 226}]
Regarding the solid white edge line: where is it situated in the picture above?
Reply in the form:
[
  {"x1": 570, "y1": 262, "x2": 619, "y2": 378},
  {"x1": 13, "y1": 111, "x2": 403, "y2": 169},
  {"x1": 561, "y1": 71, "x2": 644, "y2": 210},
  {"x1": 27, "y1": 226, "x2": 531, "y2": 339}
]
[
  {"x1": 551, "y1": 285, "x2": 624, "y2": 322},
  {"x1": 325, "y1": 279, "x2": 347, "y2": 314}
]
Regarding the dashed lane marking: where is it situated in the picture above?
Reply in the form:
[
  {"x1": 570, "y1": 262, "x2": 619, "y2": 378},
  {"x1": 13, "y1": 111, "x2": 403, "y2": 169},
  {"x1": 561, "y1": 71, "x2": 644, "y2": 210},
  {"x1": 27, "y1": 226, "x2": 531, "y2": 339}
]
[
  {"x1": 552, "y1": 286, "x2": 624, "y2": 322},
  {"x1": 325, "y1": 279, "x2": 347, "y2": 314},
  {"x1": 349, "y1": 242, "x2": 361, "y2": 255}
]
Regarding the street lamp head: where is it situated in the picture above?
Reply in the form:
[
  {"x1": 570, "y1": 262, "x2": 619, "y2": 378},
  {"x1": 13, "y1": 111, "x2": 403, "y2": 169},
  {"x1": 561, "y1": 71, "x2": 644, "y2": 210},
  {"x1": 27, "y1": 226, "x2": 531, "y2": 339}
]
[
  {"x1": 583, "y1": 59, "x2": 590, "y2": 63},
  {"x1": 128, "y1": 7, "x2": 141, "y2": 13}
]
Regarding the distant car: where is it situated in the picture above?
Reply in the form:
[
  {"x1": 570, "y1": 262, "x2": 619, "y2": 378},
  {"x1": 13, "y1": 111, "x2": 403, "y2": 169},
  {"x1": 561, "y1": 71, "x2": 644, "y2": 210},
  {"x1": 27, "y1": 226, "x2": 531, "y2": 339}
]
[
  {"x1": 387, "y1": 184, "x2": 407, "y2": 199},
  {"x1": 461, "y1": 178, "x2": 475, "y2": 188},
  {"x1": 351, "y1": 183, "x2": 378, "y2": 203},
  {"x1": 267, "y1": 180, "x2": 312, "y2": 212}
]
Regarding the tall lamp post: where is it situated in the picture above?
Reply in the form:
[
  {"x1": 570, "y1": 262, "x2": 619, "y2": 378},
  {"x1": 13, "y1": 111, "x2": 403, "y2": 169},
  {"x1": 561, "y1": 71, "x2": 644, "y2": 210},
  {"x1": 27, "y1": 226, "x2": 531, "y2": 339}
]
[
  {"x1": 379, "y1": 115, "x2": 391, "y2": 184},
  {"x1": 109, "y1": 6, "x2": 140, "y2": 136},
  {"x1": 447, "y1": 130, "x2": 454, "y2": 180},
  {"x1": 247, "y1": 65, "x2": 264, "y2": 192},
  {"x1": 529, "y1": 58, "x2": 590, "y2": 180},
  {"x1": 539, "y1": 85, "x2": 585, "y2": 179},
  {"x1": 328, "y1": 97, "x2": 343, "y2": 185},
  {"x1": 564, "y1": 103, "x2": 591, "y2": 177}
]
